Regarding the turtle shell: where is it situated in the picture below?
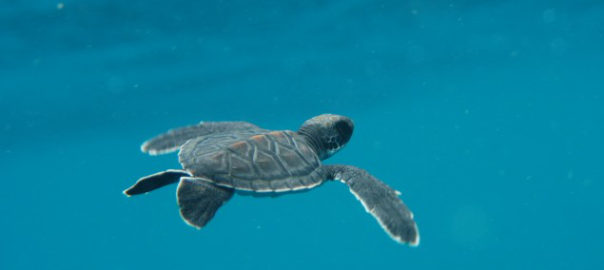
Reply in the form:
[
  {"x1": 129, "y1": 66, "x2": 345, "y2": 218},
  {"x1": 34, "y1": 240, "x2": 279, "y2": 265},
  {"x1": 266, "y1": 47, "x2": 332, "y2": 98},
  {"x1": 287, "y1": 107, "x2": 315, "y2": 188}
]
[{"x1": 178, "y1": 130, "x2": 323, "y2": 192}]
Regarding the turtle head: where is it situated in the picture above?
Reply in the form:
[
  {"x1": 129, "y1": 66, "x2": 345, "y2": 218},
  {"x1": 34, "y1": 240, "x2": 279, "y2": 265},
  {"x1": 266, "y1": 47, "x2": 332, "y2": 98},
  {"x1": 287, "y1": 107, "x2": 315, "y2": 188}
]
[{"x1": 297, "y1": 114, "x2": 354, "y2": 160}]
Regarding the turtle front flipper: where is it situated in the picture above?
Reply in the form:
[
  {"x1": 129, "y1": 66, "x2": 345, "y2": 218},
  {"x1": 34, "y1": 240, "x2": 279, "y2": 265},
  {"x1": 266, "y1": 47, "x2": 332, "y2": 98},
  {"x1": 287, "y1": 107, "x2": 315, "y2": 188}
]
[
  {"x1": 177, "y1": 177, "x2": 234, "y2": 229},
  {"x1": 323, "y1": 165, "x2": 419, "y2": 246},
  {"x1": 141, "y1": 121, "x2": 264, "y2": 155},
  {"x1": 124, "y1": 170, "x2": 191, "y2": 196}
]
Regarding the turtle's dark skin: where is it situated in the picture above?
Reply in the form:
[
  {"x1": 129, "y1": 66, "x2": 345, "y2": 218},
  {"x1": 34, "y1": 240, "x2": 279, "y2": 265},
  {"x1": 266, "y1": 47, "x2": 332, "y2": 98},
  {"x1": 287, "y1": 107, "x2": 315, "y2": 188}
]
[{"x1": 124, "y1": 114, "x2": 419, "y2": 246}]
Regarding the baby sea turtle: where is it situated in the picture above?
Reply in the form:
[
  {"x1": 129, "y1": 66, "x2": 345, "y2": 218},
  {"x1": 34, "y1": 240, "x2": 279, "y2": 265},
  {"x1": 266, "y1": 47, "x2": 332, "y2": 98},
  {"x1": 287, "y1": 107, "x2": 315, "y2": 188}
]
[{"x1": 124, "y1": 114, "x2": 419, "y2": 246}]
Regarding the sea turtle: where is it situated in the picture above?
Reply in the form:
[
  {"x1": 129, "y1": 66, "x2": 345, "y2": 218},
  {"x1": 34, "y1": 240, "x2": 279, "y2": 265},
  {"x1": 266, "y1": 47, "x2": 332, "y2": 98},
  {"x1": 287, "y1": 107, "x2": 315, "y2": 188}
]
[{"x1": 124, "y1": 114, "x2": 419, "y2": 246}]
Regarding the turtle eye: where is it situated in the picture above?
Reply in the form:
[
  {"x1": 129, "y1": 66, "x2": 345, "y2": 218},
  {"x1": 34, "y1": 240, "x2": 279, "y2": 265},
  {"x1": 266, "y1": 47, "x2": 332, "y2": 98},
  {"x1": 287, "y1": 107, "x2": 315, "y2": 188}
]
[{"x1": 334, "y1": 120, "x2": 353, "y2": 145}]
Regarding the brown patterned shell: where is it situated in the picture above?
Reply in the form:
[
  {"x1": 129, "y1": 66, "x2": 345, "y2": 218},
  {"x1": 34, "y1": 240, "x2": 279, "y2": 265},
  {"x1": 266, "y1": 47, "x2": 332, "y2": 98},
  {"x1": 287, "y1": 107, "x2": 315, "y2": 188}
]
[{"x1": 178, "y1": 130, "x2": 324, "y2": 192}]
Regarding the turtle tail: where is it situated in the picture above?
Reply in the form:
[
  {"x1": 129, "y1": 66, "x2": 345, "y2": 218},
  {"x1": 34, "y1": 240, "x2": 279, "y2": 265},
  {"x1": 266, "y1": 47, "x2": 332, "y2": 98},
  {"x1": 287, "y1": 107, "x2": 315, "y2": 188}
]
[
  {"x1": 123, "y1": 170, "x2": 191, "y2": 196},
  {"x1": 177, "y1": 177, "x2": 234, "y2": 229}
]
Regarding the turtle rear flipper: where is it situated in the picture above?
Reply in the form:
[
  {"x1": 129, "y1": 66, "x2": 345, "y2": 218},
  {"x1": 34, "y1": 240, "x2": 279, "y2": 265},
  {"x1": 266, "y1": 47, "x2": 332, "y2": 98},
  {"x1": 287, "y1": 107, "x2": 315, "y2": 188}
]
[
  {"x1": 324, "y1": 165, "x2": 419, "y2": 246},
  {"x1": 177, "y1": 177, "x2": 234, "y2": 229},
  {"x1": 124, "y1": 170, "x2": 191, "y2": 196},
  {"x1": 141, "y1": 121, "x2": 264, "y2": 155}
]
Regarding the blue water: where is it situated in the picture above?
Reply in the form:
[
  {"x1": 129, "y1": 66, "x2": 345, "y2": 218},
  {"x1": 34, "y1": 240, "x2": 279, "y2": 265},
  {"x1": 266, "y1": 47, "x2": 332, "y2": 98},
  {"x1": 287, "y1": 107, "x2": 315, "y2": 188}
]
[{"x1": 1, "y1": 0, "x2": 603, "y2": 269}]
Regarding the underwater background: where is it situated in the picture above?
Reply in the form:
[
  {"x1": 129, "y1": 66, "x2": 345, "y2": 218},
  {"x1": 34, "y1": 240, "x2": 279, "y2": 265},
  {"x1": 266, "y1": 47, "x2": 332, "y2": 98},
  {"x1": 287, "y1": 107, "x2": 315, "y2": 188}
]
[{"x1": 1, "y1": 0, "x2": 603, "y2": 269}]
